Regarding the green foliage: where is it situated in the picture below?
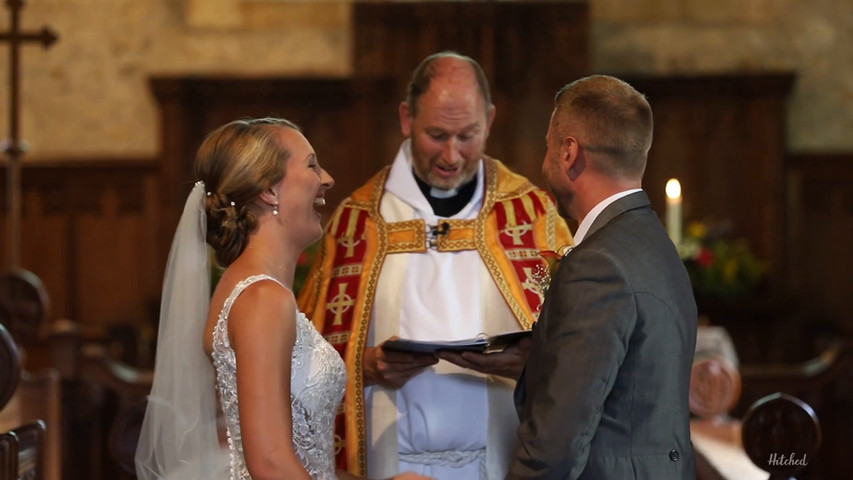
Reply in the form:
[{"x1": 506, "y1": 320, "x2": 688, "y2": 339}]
[
  {"x1": 293, "y1": 241, "x2": 320, "y2": 295},
  {"x1": 209, "y1": 241, "x2": 320, "y2": 295},
  {"x1": 679, "y1": 221, "x2": 765, "y2": 299}
]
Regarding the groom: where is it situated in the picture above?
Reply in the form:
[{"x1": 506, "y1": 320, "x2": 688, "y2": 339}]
[{"x1": 507, "y1": 75, "x2": 698, "y2": 479}]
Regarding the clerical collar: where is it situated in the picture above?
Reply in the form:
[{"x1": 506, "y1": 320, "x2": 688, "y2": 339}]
[{"x1": 413, "y1": 169, "x2": 478, "y2": 217}]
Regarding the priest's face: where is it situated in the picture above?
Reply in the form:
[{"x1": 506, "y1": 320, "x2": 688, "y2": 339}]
[{"x1": 400, "y1": 69, "x2": 496, "y2": 191}]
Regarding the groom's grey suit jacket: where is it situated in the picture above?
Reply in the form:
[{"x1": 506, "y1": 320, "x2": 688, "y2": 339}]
[{"x1": 508, "y1": 191, "x2": 697, "y2": 480}]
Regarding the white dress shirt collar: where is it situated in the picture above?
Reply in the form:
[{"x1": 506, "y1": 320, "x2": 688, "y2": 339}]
[{"x1": 572, "y1": 188, "x2": 642, "y2": 245}]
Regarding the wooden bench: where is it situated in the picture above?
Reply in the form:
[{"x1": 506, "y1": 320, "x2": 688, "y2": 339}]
[
  {"x1": 741, "y1": 393, "x2": 821, "y2": 480},
  {"x1": 0, "y1": 321, "x2": 56, "y2": 480},
  {"x1": 0, "y1": 420, "x2": 47, "y2": 480},
  {"x1": 690, "y1": 338, "x2": 843, "y2": 479},
  {"x1": 43, "y1": 321, "x2": 152, "y2": 480}
]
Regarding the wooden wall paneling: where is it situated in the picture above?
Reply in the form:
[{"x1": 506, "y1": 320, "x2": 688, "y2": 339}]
[
  {"x1": 76, "y1": 192, "x2": 153, "y2": 335},
  {"x1": 625, "y1": 74, "x2": 794, "y2": 290},
  {"x1": 354, "y1": 2, "x2": 500, "y2": 87},
  {"x1": 0, "y1": 160, "x2": 160, "y2": 369},
  {"x1": 21, "y1": 186, "x2": 68, "y2": 324},
  {"x1": 491, "y1": 1, "x2": 591, "y2": 188},
  {"x1": 150, "y1": 76, "x2": 399, "y2": 269},
  {"x1": 149, "y1": 79, "x2": 212, "y2": 274},
  {"x1": 786, "y1": 153, "x2": 853, "y2": 336},
  {"x1": 353, "y1": 0, "x2": 591, "y2": 189}
]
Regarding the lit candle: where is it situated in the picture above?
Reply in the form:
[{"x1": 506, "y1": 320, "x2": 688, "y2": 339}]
[{"x1": 665, "y1": 178, "x2": 682, "y2": 248}]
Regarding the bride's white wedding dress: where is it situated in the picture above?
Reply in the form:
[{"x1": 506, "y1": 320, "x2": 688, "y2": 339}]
[{"x1": 211, "y1": 274, "x2": 347, "y2": 479}]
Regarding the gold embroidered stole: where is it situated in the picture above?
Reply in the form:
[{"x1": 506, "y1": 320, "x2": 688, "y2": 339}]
[{"x1": 312, "y1": 159, "x2": 568, "y2": 474}]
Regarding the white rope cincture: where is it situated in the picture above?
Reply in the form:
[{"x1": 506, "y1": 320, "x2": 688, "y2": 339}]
[{"x1": 400, "y1": 448, "x2": 487, "y2": 479}]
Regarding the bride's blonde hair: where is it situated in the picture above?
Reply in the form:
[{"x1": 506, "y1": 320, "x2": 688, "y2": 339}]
[{"x1": 194, "y1": 117, "x2": 300, "y2": 266}]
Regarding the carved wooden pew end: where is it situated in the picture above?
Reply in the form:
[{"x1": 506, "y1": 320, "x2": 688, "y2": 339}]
[
  {"x1": 0, "y1": 324, "x2": 20, "y2": 412},
  {"x1": 0, "y1": 420, "x2": 47, "y2": 480},
  {"x1": 741, "y1": 392, "x2": 821, "y2": 480}
]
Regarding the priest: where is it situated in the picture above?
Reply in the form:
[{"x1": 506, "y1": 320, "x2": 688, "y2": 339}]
[{"x1": 298, "y1": 51, "x2": 573, "y2": 479}]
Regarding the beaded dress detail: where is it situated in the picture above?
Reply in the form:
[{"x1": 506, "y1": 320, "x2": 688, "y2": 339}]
[{"x1": 210, "y1": 275, "x2": 346, "y2": 479}]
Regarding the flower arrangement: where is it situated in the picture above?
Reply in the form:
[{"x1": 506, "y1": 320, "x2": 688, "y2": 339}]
[
  {"x1": 679, "y1": 220, "x2": 765, "y2": 299},
  {"x1": 531, "y1": 244, "x2": 574, "y2": 296}
]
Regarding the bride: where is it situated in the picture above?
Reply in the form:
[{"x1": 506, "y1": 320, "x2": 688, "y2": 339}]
[{"x1": 135, "y1": 118, "x2": 432, "y2": 480}]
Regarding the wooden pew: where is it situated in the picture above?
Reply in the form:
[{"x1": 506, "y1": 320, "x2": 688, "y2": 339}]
[
  {"x1": 690, "y1": 358, "x2": 824, "y2": 480},
  {"x1": 0, "y1": 269, "x2": 50, "y2": 347},
  {"x1": 691, "y1": 340, "x2": 850, "y2": 479},
  {"x1": 741, "y1": 393, "x2": 821, "y2": 480},
  {"x1": 690, "y1": 353, "x2": 768, "y2": 480},
  {"x1": 0, "y1": 325, "x2": 20, "y2": 415},
  {"x1": 0, "y1": 429, "x2": 15, "y2": 479},
  {"x1": 0, "y1": 372, "x2": 60, "y2": 480},
  {"x1": 736, "y1": 341, "x2": 852, "y2": 479},
  {"x1": 42, "y1": 319, "x2": 152, "y2": 480},
  {"x1": 0, "y1": 263, "x2": 154, "y2": 480},
  {"x1": 0, "y1": 420, "x2": 47, "y2": 480},
  {"x1": 81, "y1": 340, "x2": 154, "y2": 469},
  {"x1": 0, "y1": 322, "x2": 59, "y2": 480}
]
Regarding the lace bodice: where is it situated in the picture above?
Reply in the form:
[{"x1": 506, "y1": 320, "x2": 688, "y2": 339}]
[{"x1": 211, "y1": 275, "x2": 346, "y2": 479}]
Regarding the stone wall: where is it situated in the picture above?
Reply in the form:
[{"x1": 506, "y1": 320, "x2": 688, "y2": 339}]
[
  {"x1": 0, "y1": 0, "x2": 351, "y2": 158},
  {"x1": 1, "y1": 0, "x2": 850, "y2": 159},
  {"x1": 591, "y1": 0, "x2": 853, "y2": 152}
]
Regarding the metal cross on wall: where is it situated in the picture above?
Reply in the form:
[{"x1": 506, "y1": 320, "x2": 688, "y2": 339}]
[{"x1": 0, "y1": 0, "x2": 58, "y2": 269}]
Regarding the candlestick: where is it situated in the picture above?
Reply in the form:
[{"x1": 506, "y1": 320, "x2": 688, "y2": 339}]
[{"x1": 665, "y1": 178, "x2": 682, "y2": 248}]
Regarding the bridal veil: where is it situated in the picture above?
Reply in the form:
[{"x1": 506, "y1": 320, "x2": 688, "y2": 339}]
[{"x1": 135, "y1": 181, "x2": 229, "y2": 479}]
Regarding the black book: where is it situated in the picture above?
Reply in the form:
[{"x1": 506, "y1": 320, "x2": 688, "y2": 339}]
[{"x1": 381, "y1": 330, "x2": 532, "y2": 355}]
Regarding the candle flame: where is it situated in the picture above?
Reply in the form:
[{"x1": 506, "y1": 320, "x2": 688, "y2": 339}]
[{"x1": 665, "y1": 179, "x2": 681, "y2": 199}]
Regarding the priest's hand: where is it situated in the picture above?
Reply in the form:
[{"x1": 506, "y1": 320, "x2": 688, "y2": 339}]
[
  {"x1": 363, "y1": 338, "x2": 439, "y2": 388},
  {"x1": 437, "y1": 337, "x2": 531, "y2": 380}
]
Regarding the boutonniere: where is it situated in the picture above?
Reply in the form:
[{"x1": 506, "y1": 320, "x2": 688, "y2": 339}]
[{"x1": 531, "y1": 244, "x2": 574, "y2": 295}]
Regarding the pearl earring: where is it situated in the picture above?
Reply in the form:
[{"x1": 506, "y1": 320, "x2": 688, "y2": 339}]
[{"x1": 273, "y1": 204, "x2": 279, "y2": 216}]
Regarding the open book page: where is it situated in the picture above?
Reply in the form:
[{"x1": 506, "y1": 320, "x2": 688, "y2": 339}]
[{"x1": 382, "y1": 330, "x2": 532, "y2": 354}]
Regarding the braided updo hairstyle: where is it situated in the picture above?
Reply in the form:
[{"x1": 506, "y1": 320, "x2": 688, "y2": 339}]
[{"x1": 194, "y1": 117, "x2": 300, "y2": 267}]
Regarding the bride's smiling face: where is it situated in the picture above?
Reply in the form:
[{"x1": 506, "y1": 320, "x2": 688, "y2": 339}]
[{"x1": 271, "y1": 127, "x2": 334, "y2": 247}]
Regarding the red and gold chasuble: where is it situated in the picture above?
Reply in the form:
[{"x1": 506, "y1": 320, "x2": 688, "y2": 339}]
[{"x1": 297, "y1": 157, "x2": 573, "y2": 475}]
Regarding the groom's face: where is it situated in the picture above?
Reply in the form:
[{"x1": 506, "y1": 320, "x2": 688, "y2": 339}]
[{"x1": 542, "y1": 111, "x2": 574, "y2": 220}]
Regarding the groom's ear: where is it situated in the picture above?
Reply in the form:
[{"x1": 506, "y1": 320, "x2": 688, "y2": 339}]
[{"x1": 563, "y1": 136, "x2": 584, "y2": 181}]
